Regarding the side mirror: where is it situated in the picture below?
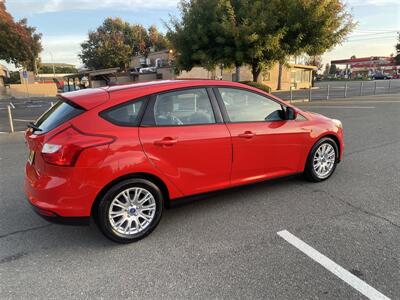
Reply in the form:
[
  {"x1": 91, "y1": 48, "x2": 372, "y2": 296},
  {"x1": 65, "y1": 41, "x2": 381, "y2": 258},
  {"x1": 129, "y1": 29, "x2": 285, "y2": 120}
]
[{"x1": 286, "y1": 107, "x2": 298, "y2": 120}]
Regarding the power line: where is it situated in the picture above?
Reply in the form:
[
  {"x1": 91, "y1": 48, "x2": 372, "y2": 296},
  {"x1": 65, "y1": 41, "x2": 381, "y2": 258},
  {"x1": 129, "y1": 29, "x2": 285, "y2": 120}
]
[
  {"x1": 353, "y1": 29, "x2": 400, "y2": 33},
  {"x1": 350, "y1": 31, "x2": 399, "y2": 38},
  {"x1": 345, "y1": 36, "x2": 397, "y2": 42}
]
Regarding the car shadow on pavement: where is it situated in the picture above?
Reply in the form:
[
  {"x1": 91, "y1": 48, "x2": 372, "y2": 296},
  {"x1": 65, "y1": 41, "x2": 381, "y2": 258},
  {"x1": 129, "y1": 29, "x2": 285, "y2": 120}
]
[{"x1": 3, "y1": 174, "x2": 312, "y2": 253}]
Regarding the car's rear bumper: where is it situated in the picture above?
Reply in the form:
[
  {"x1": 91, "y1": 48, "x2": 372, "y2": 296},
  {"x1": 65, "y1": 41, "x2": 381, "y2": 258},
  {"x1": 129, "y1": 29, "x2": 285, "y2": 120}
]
[
  {"x1": 24, "y1": 162, "x2": 99, "y2": 218},
  {"x1": 29, "y1": 203, "x2": 90, "y2": 225}
]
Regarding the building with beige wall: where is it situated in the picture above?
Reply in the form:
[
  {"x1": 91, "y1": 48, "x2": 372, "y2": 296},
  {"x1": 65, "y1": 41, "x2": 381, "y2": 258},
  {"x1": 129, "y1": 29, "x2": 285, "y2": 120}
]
[
  {"x1": 174, "y1": 63, "x2": 315, "y2": 91},
  {"x1": 261, "y1": 63, "x2": 316, "y2": 90},
  {"x1": 130, "y1": 50, "x2": 173, "y2": 68},
  {"x1": 131, "y1": 51, "x2": 316, "y2": 91},
  {"x1": 0, "y1": 64, "x2": 9, "y2": 88},
  {"x1": 7, "y1": 83, "x2": 58, "y2": 98}
]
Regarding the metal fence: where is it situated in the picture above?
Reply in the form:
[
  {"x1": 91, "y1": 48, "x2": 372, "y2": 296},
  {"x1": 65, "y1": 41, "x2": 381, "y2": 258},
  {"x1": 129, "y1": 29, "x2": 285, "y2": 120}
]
[{"x1": 272, "y1": 80, "x2": 400, "y2": 102}]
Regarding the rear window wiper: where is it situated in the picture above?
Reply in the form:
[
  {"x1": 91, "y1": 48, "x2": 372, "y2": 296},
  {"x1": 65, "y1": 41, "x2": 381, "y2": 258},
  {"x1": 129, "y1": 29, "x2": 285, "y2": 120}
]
[{"x1": 27, "y1": 122, "x2": 42, "y2": 132}]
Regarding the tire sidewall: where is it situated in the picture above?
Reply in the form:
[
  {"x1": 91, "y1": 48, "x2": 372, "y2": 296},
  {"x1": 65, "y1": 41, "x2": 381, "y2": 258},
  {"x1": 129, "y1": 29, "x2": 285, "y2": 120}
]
[
  {"x1": 98, "y1": 178, "x2": 164, "y2": 243},
  {"x1": 306, "y1": 137, "x2": 339, "y2": 182}
]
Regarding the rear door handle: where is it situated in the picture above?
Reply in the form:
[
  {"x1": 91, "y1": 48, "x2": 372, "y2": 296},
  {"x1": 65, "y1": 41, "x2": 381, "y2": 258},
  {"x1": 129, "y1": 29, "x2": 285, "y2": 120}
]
[
  {"x1": 154, "y1": 137, "x2": 177, "y2": 146},
  {"x1": 238, "y1": 131, "x2": 255, "y2": 139}
]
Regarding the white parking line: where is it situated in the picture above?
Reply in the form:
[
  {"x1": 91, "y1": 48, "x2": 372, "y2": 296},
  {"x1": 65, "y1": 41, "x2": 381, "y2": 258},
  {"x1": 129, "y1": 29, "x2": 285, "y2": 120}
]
[
  {"x1": 13, "y1": 119, "x2": 34, "y2": 122},
  {"x1": 277, "y1": 230, "x2": 390, "y2": 300},
  {"x1": 9, "y1": 102, "x2": 15, "y2": 109},
  {"x1": 0, "y1": 131, "x2": 25, "y2": 134},
  {"x1": 304, "y1": 106, "x2": 375, "y2": 109}
]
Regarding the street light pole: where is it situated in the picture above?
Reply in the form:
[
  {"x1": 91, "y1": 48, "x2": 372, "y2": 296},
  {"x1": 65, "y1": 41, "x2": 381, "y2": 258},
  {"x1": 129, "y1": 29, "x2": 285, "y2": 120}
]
[{"x1": 49, "y1": 51, "x2": 55, "y2": 78}]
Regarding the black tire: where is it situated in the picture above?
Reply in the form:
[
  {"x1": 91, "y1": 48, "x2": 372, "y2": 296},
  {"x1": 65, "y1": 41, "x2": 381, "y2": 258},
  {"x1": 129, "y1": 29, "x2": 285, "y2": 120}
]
[
  {"x1": 96, "y1": 178, "x2": 164, "y2": 243},
  {"x1": 304, "y1": 137, "x2": 339, "y2": 182}
]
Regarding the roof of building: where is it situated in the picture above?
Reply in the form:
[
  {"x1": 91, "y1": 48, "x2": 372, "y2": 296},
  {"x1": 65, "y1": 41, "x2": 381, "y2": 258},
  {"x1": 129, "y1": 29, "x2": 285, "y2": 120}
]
[
  {"x1": 63, "y1": 67, "x2": 120, "y2": 79},
  {"x1": 41, "y1": 62, "x2": 76, "y2": 68},
  {"x1": 331, "y1": 56, "x2": 393, "y2": 65},
  {"x1": 290, "y1": 64, "x2": 318, "y2": 70}
]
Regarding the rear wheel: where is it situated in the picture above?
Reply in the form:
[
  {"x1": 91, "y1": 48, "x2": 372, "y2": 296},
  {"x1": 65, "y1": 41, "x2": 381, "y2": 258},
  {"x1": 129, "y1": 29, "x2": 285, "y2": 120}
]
[
  {"x1": 304, "y1": 137, "x2": 338, "y2": 182},
  {"x1": 97, "y1": 178, "x2": 164, "y2": 243}
]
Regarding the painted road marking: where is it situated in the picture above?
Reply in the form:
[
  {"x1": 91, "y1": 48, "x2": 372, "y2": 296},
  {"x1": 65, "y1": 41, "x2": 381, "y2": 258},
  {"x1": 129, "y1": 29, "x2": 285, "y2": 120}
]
[
  {"x1": 277, "y1": 230, "x2": 390, "y2": 300},
  {"x1": 9, "y1": 102, "x2": 15, "y2": 109},
  {"x1": 13, "y1": 119, "x2": 34, "y2": 122},
  {"x1": 0, "y1": 131, "x2": 25, "y2": 134},
  {"x1": 26, "y1": 105, "x2": 46, "y2": 108},
  {"x1": 303, "y1": 106, "x2": 375, "y2": 109}
]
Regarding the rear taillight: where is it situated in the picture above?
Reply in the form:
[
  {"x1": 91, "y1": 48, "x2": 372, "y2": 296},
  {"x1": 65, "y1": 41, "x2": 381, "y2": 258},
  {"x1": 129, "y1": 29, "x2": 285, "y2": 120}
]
[{"x1": 41, "y1": 126, "x2": 115, "y2": 166}]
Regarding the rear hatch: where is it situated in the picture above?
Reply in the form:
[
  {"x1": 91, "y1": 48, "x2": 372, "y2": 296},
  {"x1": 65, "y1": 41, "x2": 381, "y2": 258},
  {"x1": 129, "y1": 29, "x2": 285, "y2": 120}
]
[
  {"x1": 25, "y1": 98, "x2": 86, "y2": 172},
  {"x1": 25, "y1": 88, "x2": 109, "y2": 170}
]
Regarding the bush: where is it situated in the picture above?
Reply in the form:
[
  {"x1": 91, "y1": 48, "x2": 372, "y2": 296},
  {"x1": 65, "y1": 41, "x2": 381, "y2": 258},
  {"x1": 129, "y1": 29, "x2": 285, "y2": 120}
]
[{"x1": 240, "y1": 81, "x2": 272, "y2": 93}]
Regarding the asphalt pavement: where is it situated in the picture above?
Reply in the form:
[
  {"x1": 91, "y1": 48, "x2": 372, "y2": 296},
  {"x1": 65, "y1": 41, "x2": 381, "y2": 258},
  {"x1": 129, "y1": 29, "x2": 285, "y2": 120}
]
[
  {"x1": 0, "y1": 94, "x2": 399, "y2": 299},
  {"x1": 0, "y1": 97, "x2": 55, "y2": 132}
]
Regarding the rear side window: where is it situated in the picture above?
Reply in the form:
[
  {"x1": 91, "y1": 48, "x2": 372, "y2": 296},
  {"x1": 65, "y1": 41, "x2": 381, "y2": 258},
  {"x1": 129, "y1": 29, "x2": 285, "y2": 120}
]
[
  {"x1": 100, "y1": 99, "x2": 145, "y2": 126},
  {"x1": 34, "y1": 99, "x2": 84, "y2": 133}
]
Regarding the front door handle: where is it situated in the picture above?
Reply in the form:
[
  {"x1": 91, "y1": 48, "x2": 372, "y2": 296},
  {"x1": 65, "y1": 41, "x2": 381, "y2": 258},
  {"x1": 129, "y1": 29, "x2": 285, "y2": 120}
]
[
  {"x1": 154, "y1": 137, "x2": 177, "y2": 146},
  {"x1": 238, "y1": 131, "x2": 255, "y2": 139}
]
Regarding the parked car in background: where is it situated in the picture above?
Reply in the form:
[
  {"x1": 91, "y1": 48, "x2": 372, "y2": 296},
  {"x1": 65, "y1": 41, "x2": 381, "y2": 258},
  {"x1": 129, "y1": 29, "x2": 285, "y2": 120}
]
[
  {"x1": 372, "y1": 73, "x2": 392, "y2": 80},
  {"x1": 24, "y1": 80, "x2": 344, "y2": 243}
]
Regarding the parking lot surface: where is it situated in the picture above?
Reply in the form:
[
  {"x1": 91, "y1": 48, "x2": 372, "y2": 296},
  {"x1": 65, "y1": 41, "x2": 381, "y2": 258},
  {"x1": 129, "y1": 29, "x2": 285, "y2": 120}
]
[{"x1": 0, "y1": 94, "x2": 399, "y2": 299}]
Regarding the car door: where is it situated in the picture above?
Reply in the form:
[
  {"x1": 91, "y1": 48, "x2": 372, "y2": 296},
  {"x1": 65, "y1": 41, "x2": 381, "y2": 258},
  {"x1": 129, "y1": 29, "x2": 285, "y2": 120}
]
[
  {"x1": 139, "y1": 88, "x2": 232, "y2": 196},
  {"x1": 215, "y1": 87, "x2": 307, "y2": 186}
]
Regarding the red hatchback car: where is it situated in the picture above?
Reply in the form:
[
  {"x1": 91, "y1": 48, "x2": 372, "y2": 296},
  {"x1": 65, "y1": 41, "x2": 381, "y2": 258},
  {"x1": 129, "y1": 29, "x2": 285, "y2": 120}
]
[{"x1": 25, "y1": 80, "x2": 344, "y2": 243}]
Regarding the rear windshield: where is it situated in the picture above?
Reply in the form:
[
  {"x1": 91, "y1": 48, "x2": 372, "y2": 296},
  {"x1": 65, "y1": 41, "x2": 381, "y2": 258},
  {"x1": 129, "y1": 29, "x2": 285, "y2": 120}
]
[{"x1": 34, "y1": 99, "x2": 85, "y2": 133}]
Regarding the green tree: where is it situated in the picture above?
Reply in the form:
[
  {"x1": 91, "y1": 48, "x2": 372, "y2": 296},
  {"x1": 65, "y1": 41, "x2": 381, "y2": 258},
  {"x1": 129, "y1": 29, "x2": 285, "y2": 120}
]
[
  {"x1": 148, "y1": 25, "x2": 169, "y2": 52},
  {"x1": 80, "y1": 18, "x2": 168, "y2": 70},
  {"x1": 167, "y1": 0, "x2": 283, "y2": 82},
  {"x1": 0, "y1": 1, "x2": 42, "y2": 71},
  {"x1": 167, "y1": 0, "x2": 238, "y2": 74},
  {"x1": 231, "y1": 0, "x2": 283, "y2": 82},
  {"x1": 168, "y1": 0, "x2": 353, "y2": 83},
  {"x1": 274, "y1": 0, "x2": 355, "y2": 89},
  {"x1": 395, "y1": 32, "x2": 400, "y2": 65}
]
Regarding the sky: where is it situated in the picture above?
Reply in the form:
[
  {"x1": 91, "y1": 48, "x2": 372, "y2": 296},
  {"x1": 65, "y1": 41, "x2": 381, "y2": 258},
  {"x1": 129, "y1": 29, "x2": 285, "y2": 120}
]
[{"x1": 2, "y1": 0, "x2": 400, "y2": 70}]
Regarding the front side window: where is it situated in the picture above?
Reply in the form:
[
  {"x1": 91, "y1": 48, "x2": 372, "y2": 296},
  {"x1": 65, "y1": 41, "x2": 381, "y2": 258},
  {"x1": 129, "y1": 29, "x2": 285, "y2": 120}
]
[
  {"x1": 101, "y1": 99, "x2": 145, "y2": 126},
  {"x1": 218, "y1": 88, "x2": 284, "y2": 122},
  {"x1": 153, "y1": 89, "x2": 216, "y2": 126}
]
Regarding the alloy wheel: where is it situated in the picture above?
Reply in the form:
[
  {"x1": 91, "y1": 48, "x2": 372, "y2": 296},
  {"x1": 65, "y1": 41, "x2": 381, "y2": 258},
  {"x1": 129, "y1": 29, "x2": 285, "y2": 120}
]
[
  {"x1": 108, "y1": 187, "x2": 156, "y2": 236},
  {"x1": 313, "y1": 143, "x2": 336, "y2": 179}
]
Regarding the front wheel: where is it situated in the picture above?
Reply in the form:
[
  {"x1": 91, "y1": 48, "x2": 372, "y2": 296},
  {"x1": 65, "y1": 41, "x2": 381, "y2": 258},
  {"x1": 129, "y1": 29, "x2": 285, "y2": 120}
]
[
  {"x1": 304, "y1": 137, "x2": 338, "y2": 182},
  {"x1": 97, "y1": 178, "x2": 164, "y2": 243}
]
